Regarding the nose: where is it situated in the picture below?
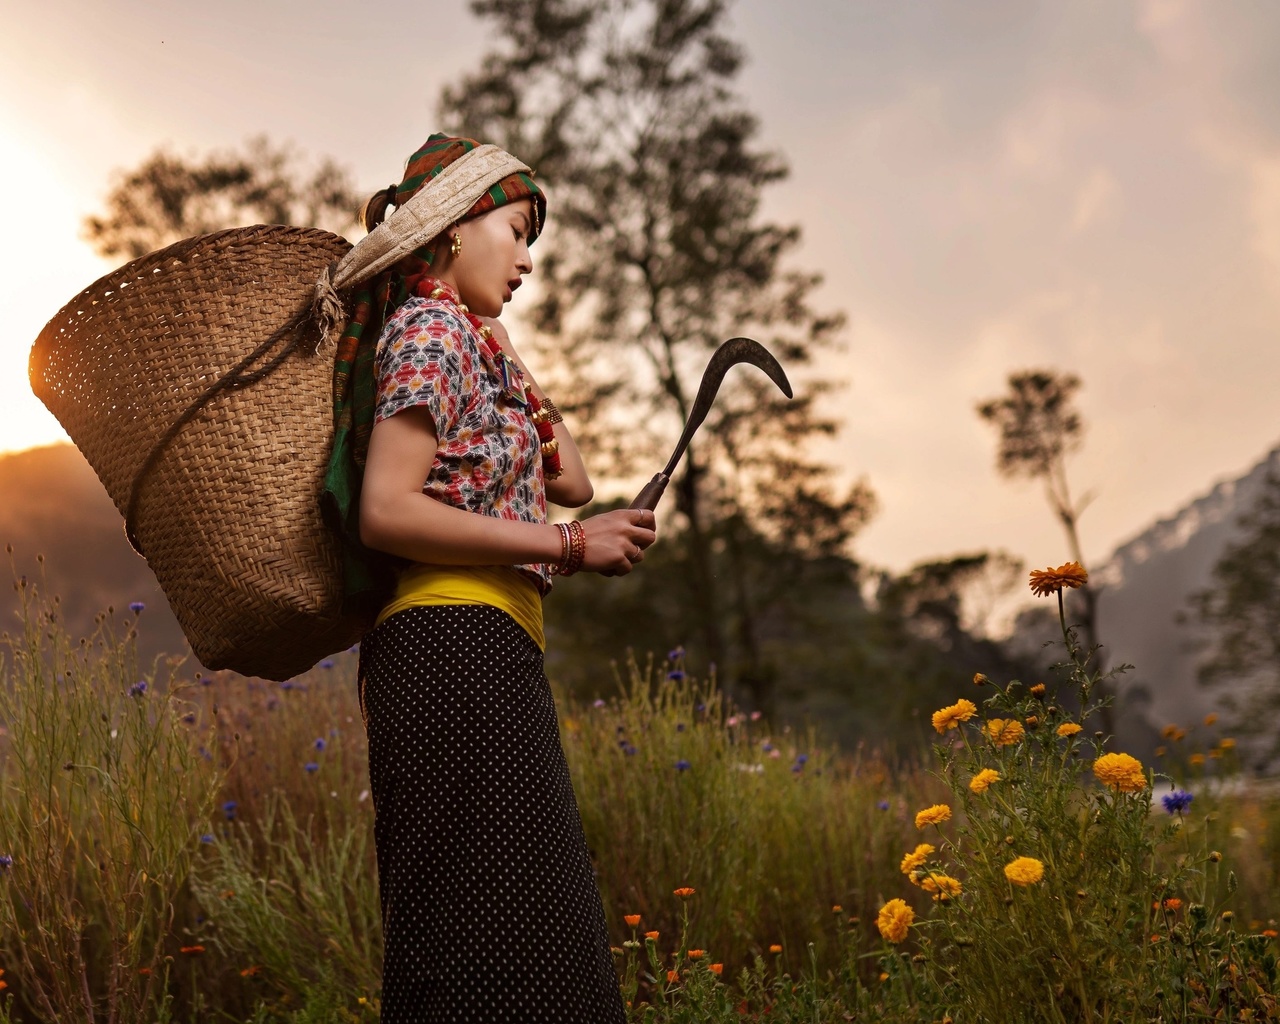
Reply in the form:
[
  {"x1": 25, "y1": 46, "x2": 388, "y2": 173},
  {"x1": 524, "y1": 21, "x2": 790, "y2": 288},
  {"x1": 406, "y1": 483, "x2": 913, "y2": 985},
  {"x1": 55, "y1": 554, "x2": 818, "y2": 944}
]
[{"x1": 517, "y1": 239, "x2": 533, "y2": 275}]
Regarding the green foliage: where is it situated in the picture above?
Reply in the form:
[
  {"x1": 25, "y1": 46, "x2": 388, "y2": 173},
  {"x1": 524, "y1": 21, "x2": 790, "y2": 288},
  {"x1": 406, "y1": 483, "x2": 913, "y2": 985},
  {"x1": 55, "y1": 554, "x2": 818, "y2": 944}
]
[
  {"x1": 83, "y1": 136, "x2": 362, "y2": 263},
  {"x1": 0, "y1": 581, "x2": 221, "y2": 1023}
]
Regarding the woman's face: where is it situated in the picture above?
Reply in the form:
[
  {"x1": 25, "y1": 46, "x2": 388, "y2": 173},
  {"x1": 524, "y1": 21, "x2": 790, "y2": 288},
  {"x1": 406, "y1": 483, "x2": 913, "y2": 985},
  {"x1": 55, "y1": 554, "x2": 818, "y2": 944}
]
[{"x1": 445, "y1": 199, "x2": 535, "y2": 318}]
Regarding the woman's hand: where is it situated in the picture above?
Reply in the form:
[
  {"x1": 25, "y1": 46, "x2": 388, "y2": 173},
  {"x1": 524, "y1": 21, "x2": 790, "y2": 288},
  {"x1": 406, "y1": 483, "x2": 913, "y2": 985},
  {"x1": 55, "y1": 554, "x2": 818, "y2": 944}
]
[{"x1": 579, "y1": 508, "x2": 658, "y2": 576}]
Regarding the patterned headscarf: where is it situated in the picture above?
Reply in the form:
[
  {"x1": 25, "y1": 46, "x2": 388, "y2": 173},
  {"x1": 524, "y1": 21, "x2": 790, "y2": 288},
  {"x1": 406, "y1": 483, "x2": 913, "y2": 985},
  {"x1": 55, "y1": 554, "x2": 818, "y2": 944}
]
[{"x1": 321, "y1": 133, "x2": 547, "y2": 617}]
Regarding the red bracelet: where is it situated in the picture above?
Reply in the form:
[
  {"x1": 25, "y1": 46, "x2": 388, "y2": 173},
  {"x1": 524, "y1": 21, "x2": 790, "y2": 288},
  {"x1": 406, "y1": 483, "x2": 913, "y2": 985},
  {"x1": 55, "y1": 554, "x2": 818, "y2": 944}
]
[{"x1": 551, "y1": 520, "x2": 586, "y2": 576}]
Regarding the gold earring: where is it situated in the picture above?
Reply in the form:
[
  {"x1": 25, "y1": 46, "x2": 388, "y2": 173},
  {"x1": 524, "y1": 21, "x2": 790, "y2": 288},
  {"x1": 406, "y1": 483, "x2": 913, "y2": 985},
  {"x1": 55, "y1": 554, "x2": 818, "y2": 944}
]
[{"x1": 450, "y1": 233, "x2": 462, "y2": 258}]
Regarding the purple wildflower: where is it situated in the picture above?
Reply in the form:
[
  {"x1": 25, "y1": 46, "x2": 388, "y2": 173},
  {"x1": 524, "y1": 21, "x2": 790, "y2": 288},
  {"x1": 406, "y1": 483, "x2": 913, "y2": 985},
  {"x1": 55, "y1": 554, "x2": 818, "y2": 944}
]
[
  {"x1": 182, "y1": 712, "x2": 196, "y2": 724},
  {"x1": 222, "y1": 801, "x2": 237, "y2": 821},
  {"x1": 129, "y1": 601, "x2": 145, "y2": 614},
  {"x1": 796, "y1": 753, "x2": 809, "y2": 765},
  {"x1": 304, "y1": 762, "x2": 319, "y2": 773},
  {"x1": 314, "y1": 738, "x2": 326, "y2": 752},
  {"x1": 199, "y1": 834, "x2": 214, "y2": 844},
  {"x1": 668, "y1": 645, "x2": 685, "y2": 661},
  {"x1": 877, "y1": 800, "x2": 891, "y2": 811},
  {"x1": 1161, "y1": 789, "x2": 1194, "y2": 815},
  {"x1": 762, "y1": 742, "x2": 774, "y2": 753},
  {"x1": 623, "y1": 743, "x2": 638, "y2": 756},
  {"x1": 791, "y1": 763, "x2": 803, "y2": 773},
  {"x1": 128, "y1": 680, "x2": 147, "y2": 697},
  {"x1": 593, "y1": 698, "x2": 606, "y2": 708},
  {"x1": 667, "y1": 669, "x2": 686, "y2": 682},
  {"x1": 675, "y1": 759, "x2": 691, "y2": 771},
  {"x1": 319, "y1": 659, "x2": 335, "y2": 670},
  {"x1": 0, "y1": 854, "x2": 12, "y2": 869}
]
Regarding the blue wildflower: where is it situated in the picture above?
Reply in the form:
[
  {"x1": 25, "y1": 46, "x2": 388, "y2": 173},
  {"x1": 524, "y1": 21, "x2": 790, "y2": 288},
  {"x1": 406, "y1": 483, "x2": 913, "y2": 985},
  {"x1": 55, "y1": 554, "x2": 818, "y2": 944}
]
[
  {"x1": 129, "y1": 601, "x2": 145, "y2": 614},
  {"x1": 0, "y1": 854, "x2": 13, "y2": 869},
  {"x1": 796, "y1": 753, "x2": 809, "y2": 765},
  {"x1": 695, "y1": 702, "x2": 706, "y2": 712},
  {"x1": 1161, "y1": 789, "x2": 1194, "y2": 815},
  {"x1": 675, "y1": 759, "x2": 691, "y2": 771},
  {"x1": 222, "y1": 801, "x2": 238, "y2": 821},
  {"x1": 199, "y1": 834, "x2": 214, "y2": 844},
  {"x1": 762, "y1": 741, "x2": 774, "y2": 752},
  {"x1": 182, "y1": 712, "x2": 196, "y2": 724},
  {"x1": 314, "y1": 738, "x2": 326, "y2": 752},
  {"x1": 668, "y1": 645, "x2": 685, "y2": 661},
  {"x1": 877, "y1": 800, "x2": 891, "y2": 811},
  {"x1": 667, "y1": 669, "x2": 686, "y2": 682},
  {"x1": 128, "y1": 680, "x2": 147, "y2": 697},
  {"x1": 623, "y1": 744, "x2": 638, "y2": 756},
  {"x1": 320, "y1": 659, "x2": 335, "y2": 669},
  {"x1": 281, "y1": 681, "x2": 296, "y2": 691},
  {"x1": 304, "y1": 762, "x2": 319, "y2": 773},
  {"x1": 791, "y1": 763, "x2": 803, "y2": 773}
]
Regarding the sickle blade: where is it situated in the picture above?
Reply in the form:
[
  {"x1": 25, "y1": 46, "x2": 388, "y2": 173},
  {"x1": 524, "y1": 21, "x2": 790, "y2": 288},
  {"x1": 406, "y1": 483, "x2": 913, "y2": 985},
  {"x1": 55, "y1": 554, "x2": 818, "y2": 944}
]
[{"x1": 630, "y1": 337, "x2": 793, "y2": 510}]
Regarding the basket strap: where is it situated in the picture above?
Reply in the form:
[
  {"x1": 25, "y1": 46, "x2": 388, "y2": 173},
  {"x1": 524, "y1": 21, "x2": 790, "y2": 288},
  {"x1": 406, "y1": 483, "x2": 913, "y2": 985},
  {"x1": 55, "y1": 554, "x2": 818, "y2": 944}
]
[{"x1": 124, "y1": 293, "x2": 321, "y2": 555}]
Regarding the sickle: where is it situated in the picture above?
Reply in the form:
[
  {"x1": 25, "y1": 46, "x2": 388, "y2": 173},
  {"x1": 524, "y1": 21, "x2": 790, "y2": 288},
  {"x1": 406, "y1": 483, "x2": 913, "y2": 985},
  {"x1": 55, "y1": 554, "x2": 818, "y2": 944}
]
[{"x1": 630, "y1": 337, "x2": 793, "y2": 511}]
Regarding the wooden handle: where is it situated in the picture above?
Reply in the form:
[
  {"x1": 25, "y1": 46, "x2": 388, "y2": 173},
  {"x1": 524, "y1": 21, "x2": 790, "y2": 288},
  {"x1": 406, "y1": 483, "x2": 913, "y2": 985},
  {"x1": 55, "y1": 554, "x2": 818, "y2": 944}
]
[{"x1": 629, "y1": 473, "x2": 670, "y2": 511}]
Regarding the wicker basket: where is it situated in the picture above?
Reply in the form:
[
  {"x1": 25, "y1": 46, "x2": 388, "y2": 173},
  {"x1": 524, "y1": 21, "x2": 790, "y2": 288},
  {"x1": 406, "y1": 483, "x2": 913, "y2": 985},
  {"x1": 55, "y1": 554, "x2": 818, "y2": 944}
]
[{"x1": 30, "y1": 225, "x2": 365, "y2": 680}]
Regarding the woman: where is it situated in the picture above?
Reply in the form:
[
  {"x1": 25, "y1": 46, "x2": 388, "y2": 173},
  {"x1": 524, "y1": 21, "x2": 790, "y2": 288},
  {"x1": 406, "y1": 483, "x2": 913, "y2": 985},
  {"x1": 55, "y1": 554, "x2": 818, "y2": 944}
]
[{"x1": 337, "y1": 134, "x2": 652, "y2": 1021}]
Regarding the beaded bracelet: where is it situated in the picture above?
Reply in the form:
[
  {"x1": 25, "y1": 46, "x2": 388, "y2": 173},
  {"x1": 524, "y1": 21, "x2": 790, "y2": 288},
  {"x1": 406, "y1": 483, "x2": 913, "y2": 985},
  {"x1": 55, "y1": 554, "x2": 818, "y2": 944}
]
[{"x1": 550, "y1": 520, "x2": 586, "y2": 576}]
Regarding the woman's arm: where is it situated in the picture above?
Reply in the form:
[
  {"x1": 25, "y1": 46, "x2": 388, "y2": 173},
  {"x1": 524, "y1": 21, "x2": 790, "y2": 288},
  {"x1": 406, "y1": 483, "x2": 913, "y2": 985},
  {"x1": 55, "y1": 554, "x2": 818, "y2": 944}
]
[
  {"x1": 480, "y1": 316, "x2": 593, "y2": 508},
  {"x1": 359, "y1": 406, "x2": 656, "y2": 574}
]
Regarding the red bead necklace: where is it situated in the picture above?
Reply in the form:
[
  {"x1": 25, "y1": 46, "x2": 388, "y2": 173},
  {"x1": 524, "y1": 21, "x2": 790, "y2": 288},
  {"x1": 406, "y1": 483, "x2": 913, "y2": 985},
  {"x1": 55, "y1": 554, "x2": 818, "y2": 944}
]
[{"x1": 414, "y1": 276, "x2": 563, "y2": 480}]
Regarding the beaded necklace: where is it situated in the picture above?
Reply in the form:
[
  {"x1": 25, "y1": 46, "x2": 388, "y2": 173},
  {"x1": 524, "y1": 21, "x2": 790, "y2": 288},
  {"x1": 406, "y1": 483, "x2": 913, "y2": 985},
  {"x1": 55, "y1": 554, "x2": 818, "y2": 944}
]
[{"x1": 414, "y1": 276, "x2": 562, "y2": 480}]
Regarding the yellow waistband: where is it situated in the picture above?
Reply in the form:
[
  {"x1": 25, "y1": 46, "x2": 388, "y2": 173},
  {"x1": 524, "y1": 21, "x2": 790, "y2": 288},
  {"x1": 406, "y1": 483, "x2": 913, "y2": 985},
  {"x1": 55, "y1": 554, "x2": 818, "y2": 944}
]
[{"x1": 375, "y1": 564, "x2": 545, "y2": 650}]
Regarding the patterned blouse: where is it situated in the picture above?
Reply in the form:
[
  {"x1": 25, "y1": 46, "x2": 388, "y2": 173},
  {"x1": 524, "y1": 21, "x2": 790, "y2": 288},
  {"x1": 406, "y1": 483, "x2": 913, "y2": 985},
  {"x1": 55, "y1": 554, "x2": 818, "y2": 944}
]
[{"x1": 373, "y1": 290, "x2": 551, "y2": 593}]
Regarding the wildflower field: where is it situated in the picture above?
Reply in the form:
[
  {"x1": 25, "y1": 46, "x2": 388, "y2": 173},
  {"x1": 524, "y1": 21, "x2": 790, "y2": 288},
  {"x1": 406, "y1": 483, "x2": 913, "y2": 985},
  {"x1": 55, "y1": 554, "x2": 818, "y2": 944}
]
[{"x1": 0, "y1": 571, "x2": 1278, "y2": 1023}]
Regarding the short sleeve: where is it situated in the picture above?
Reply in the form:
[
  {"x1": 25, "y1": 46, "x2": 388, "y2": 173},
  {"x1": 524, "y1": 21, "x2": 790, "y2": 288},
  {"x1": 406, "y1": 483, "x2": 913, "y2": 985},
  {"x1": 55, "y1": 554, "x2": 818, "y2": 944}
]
[{"x1": 373, "y1": 298, "x2": 476, "y2": 438}]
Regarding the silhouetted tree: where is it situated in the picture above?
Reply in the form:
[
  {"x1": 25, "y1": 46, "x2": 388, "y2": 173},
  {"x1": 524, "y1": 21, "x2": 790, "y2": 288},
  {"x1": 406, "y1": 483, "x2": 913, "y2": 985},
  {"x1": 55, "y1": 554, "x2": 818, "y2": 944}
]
[
  {"x1": 977, "y1": 370, "x2": 1111, "y2": 730},
  {"x1": 441, "y1": 0, "x2": 874, "y2": 709},
  {"x1": 83, "y1": 136, "x2": 362, "y2": 262},
  {"x1": 1192, "y1": 468, "x2": 1280, "y2": 760}
]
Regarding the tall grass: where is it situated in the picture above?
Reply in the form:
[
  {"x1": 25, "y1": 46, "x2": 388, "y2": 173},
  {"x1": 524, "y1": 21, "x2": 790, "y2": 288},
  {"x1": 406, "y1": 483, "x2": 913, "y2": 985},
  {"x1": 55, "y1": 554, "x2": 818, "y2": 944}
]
[{"x1": 0, "y1": 577, "x2": 1278, "y2": 1021}]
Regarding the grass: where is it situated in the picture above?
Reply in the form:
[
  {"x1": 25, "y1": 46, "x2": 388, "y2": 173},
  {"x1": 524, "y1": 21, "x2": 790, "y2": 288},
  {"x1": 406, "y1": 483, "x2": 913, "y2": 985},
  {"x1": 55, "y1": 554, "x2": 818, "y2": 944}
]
[{"x1": 0, "y1": 579, "x2": 1278, "y2": 1021}]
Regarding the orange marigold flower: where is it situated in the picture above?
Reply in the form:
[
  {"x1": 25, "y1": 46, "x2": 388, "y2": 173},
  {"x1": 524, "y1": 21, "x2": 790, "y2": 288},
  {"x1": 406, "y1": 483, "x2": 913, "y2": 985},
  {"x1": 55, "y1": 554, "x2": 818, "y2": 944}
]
[
  {"x1": 240, "y1": 965, "x2": 261, "y2": 977},
  {"x1": 914, "y1": 804, "x2": 952, "y2": 829},
  {"x1": 0, "y1": 979, "x2": 7, "y2": 990},
  {"x1": 876, "y1": 898, "x2": 915, "y2": 943},
  {"x1": 1189, "y1": 753, "x2": 1206, "y2": 767},
  {"x1": 969, "y1": 768, "x2": 1001, "y2": 794},
  {"x1": 900, "y1": 842, "x2": 935, "y2": 875},
  {"x1": 1160, "y1": 898, "x2": 1183, "y2": 911},
  {"x1": 986, "y1": 719, "x2": 1025, "y2": 747},
  {"x1": 710, "y1": 962, "x2": 724, "y2": 975},
  {"x1": 667, "y1": 969, "x2": 679, "y2": 983},
  {"x1": 931, "y1": 699, "x2": 978, "y2": 734},
  {"x1": 1093, "y1": 752, "x2": 1147, "y2": 793},
  {"x1": 769, "y1": 944, "x2": 782, "y2": 954},
  {"x1": 624, "y1": 914, "x2": 641, "y2": 927},
  {"x1": 831, "y1": 904, "x2": 842, "y2": 913},
  {"x1": 1219, "y1": 738, "x2": 1236, "y2": 750},
  {"x1": 1057, "y1": 722, "x2": 1082, "y2": 738},
  {"x1": 673, "y1": 886, "x2": 696, "y2": 899},
  {"x1": 1029, "y1": 683, "x2": 1046, "y2": 697},
  {"x1": 918, "y1": 873, "x2": 963, "y2": 901},
  {"x1": 645, "y1": 930, "x2": 660, "y2": 941},
  {"x1": 1204, "y1": 713, "x2": 1219, "y2": 726},
  {"x1": 688, "y1": 949, "x2": 704, "y2": 959},
  {"x1": 1004, "y1": 857, "x2": 1045, "y2": 886},
  {"x1": 972, "y1": 672, "x2": 989, "y2": 686},
  {"x1": 1160, "y1": 724, "x2": 1180, "y2": 740},
  {"x1": 179, "y1": 945, "x2": 205, "y2": 956},
  {"x1": 1028, "y1": 561, "x2": 1088, "y2": 597},
  {"x1": 1262, "y1": 929, "x2": 1278, "y2": 938}
]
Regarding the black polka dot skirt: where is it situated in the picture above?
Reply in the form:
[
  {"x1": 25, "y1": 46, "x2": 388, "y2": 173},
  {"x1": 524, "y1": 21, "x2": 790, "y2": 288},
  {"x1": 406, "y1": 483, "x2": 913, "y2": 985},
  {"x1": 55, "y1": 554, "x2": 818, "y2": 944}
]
[{"x1": 358, "y1": 604, "x2": 627, "y2": 1023}]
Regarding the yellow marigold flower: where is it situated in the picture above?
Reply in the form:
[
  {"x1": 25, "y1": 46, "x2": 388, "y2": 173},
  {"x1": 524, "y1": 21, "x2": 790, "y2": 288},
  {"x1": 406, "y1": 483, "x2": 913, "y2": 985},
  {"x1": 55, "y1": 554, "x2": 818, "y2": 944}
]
[
  {"x1": 1173, "y1": 728, "x2": 1187, "y2": 742},
  {"x1": 900, "y1": 843, "x2": 935, "y2": 875},
  {"x1": 876, "y1": 898, "x2": 915, "y2": 943},
  {"x1": 1029, "y1": 683, "x2": 1046, "y2": 697},
  {"x1": 1004, "y1": 857, "x2": 1045, "y2": 886},
  {"x1": 1028, "y1": 561, "x2": 1088, "y2": 597},
  {"x1": 673, "y1": 886, "x2": 696, "y2": 899},
  {"x1": 918, "y1": 873, "x2": 963, "y2": 901},
  {"x1": 931, "y1": 699, "x2": 978, "y2": 733},
  {"x1": 1204, "y1": 713, "x2": 1219, "y2": 726},
  {"x1": 972, "y1": 672, "x2": 989, "y2": 686},
  {"x1": 1160, "y1": 724, "x2": 1179, "y2": 740},
  {"x1": 768, "y1": 944, "x2": 782, "y2": 954},
  {"x1": 1093, "y1": 752, "x2": 1147, "y2": 793},
  {"x1": 914, "y1": 804, "x2": 952, "y2": 829},
  {"x1": 710, "y1": 962, "x2": 724, "y2": 974},
  {"x1": 1154, "y1": 745, "x2": 1167, "y2": 756},
  {"x1": 969, "y1": 768, "x2": 1001, "y2": 794},
  {"x1": 1056, "y1": 722, "x2": 1082, "y2": 738},
  {"x1": 1219, "y1": 738, "x2": 1236, "y2": 750},
  {"x1": 831, "y1": 904, "x2": 842, "y2": 913},
  {"x1": 1189, "y1": 753, "x2": 1206, "y2": 767},
  {"x1": 986, "y1": 718, "x2": 1025, "y2": 747},
  {"x1": 624, "y1": 914, "x2": 641, "y2": 927}
]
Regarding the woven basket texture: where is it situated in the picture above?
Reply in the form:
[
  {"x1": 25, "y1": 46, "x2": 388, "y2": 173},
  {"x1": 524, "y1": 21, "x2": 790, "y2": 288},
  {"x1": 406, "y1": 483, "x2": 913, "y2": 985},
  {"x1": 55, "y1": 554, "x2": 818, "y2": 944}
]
[{"x1": 30, "y1": 225, "x2": 364, "y2": 680}]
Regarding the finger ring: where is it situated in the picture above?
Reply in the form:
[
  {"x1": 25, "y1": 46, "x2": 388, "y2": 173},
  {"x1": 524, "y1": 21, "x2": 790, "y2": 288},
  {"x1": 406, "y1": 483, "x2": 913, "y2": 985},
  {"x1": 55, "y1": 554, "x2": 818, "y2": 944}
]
[{"x1": 630, "y1": 545, "x2": 641, "y2": 561}]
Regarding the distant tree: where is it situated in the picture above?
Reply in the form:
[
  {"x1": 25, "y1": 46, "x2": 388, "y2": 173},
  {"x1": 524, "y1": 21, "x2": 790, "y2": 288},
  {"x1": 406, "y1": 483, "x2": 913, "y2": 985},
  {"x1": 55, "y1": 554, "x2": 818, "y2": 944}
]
[
  {"x1": 977, "y1": 370, "x2": 1111, "y2": 729},
  {"x1": 83, "y1": 136, "x2": 362, "y2": 262},
  {"x1": 1192, "y1": 468, "x2": 1280, "y2": 757},
  {"x1": 441, "y1": 0, "x2": 874, "y2": 710}
]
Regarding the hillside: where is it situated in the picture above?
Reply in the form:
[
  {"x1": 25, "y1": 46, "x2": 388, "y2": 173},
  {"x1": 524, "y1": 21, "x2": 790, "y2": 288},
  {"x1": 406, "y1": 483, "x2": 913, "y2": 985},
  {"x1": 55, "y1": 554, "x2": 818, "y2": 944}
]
[
  {"x1": 0, "y1": 443, "x2": 190, "y2": 669},
  {"x1": 1097, "y1": 444, "x2": 1280, "y2": 748}
]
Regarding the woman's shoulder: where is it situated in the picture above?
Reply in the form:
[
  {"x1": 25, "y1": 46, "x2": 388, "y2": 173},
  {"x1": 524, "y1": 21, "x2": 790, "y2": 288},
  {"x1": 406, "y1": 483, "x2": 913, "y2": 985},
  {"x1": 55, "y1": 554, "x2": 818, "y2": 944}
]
[{"x1": 385, "y1": 294, "x2": 476, "y2": 338}]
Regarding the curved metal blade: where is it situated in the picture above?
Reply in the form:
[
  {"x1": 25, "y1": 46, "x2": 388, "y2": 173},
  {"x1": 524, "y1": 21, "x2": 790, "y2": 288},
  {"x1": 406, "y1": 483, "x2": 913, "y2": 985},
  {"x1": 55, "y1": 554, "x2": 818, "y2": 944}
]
[{"x1": 661, "y1": 337, "x2": 793, "y2": 477}]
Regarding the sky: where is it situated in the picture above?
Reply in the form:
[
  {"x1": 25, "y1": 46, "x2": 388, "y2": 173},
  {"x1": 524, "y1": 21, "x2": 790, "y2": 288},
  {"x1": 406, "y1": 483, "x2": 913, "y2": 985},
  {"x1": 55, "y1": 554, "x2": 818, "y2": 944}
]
[{"x1": 3, "y1": 0, "x2": 1279, "y2": 589}]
